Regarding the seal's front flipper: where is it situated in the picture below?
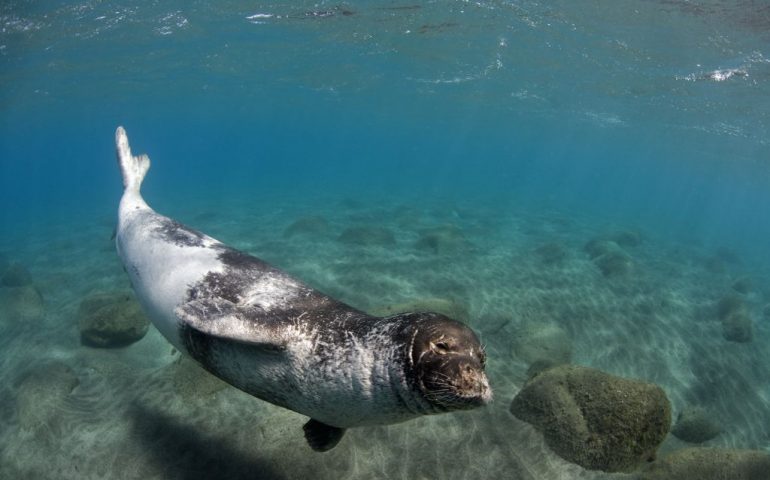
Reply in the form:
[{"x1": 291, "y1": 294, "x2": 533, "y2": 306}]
[
  {"x1": 176, "y1": 300, "x2": 288, "y2": 352},
  {"x1": 303, "y1": 419, "x2": 346, "y2": 452}
]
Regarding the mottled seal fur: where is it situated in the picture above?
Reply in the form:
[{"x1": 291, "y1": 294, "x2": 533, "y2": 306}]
[{"x1": 114, "y1": 127, "x2": 491, "y2": 451}]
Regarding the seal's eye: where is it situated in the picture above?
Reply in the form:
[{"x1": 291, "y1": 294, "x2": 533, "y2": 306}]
[{"x1": 431, "y1": 341, "x2": 450, "y2": 354}]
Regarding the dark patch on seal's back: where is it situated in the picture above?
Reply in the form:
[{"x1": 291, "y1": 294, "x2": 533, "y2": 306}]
[
  {"x1": 215, "y1": 246, "x2": 272, "y2": 271},
  {"x1": 155, "y1": 218, "x2": 206, "y2": 247}
]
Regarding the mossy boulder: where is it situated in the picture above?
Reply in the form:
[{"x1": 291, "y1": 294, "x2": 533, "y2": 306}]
[
  {"x1": 368, "y1": 297, "x2": 469, "y2": 323},
  {"x1": 338, "y1": 226, "x2": 396, "y2": 247},
  {"x1": 594, "y1": 248, "x2": 633, "y2": 277},
  {"x1": 584, "y1": 239, "x2": 634, "y2": 276},
  {"x1": 607, "y1": 230, "x2": 643, "y2": 248},
  {"x1": 509, "y1": 365, "x2": 671, "y2": 473},
  {"x1": 283, "y1": 216, "x2": 329, "y2": 238},
  {"x1": 0, "y1": 285, "x2": 45, "y2": 324},
  {"x1": 585, "y1": 229, "x2": 641, "y2": 257},
  {"x1": 716, "y1": 294, "x2": 753, "y2": 342},
  {"x1": 671, "y1": 405, "x2": 721, "y2": 443},
  {"x1": 584, "y1": 238, "x2": 619, "y2": 259},
  {"x1": 1, "y1": 262, "x2": 33, "y2": 287},
  {"x1": 525, "y1": 358, "x2": 562, "y2": 380},
  {"x1": 78, "y1": 291, "x2": 149, "y2": 348},
  {"x1": 640, "y1": 447, "x2": 770, "y2": 480}
]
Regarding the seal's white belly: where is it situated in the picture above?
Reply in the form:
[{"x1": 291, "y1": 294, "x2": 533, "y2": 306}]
[{"x1": 117, "y1": 204, "x2": 223, "y2": 350}]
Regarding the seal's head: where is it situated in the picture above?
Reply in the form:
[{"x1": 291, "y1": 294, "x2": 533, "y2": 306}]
[{"x1": 400, "y1": 312, "x2": 491, "y2": 412}]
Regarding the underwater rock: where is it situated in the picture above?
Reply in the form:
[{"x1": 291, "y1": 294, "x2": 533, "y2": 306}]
[
  {"x1": 338, "y1": 226, "x2": 396, "y2": 247},
  {"x1": 606, "y1": 229, "x2": 643, "y2": 248},
  {"x1": 584, "y1": 238, "x2": 619, "y2": 259},
  {"x1": 15, "y1": 361, "x2": 79, "y2": 431},
  {"x1": 78, "y1": 291, "x2": 150, "y2": 348},
  {"x1": 583, "y1": 238, "x2": 620, "y2": 260},
  {"x1": 671, "y1": 405, "x2": 721, "y2": 443},
  {"x1": 283, "y1": 215, "x2": 329, "y2": 238},
  {"x1": 415, "y1": 224, "x2": 470, "y2": 254},
  {"x1": 640, "y1": 447, "x2": 770, "y2": 480},
  {"x1": 511, "y1": 322, "x2": 572, "y2": 366},
  {"x1": 0, "y1": 285, "x2": 45, "y2": 324},
  {"x1": 368, "y1": 297, "x2": 469, "y2": 323},
  {"x1": 525, "y1": 358, "x2": 561, "y2": 380},
  {"x1": 509, "y1": 364, "x2": 671, "y2": 473},
  {"x1": 731, "y1": 277, "x2": 752, "y2": 294},
  {"x1": 716, "y1": 294, "x2": 753, "y2": 343},
  {"x1": 593, "y1": 246, "x2": 633, "y2": 277},
  {"x1": 534, "y1": 242, "x2": 567, "y2": 265},
  {"x1": 584, "y1": 230, "x2": 641, "y2": 259},
  {"x1": 1, "y1": 262, "x2": 33, "y2": 287}
]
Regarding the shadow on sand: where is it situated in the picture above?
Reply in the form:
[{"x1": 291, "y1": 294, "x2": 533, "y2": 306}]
[{"x1": 131, "y1": 403, "x2": 285, "y2": 480}]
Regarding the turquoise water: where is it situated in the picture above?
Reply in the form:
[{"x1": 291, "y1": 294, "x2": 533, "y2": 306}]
[{"x1": 2, "y1": 1, "x2": 770, "y2": 479}]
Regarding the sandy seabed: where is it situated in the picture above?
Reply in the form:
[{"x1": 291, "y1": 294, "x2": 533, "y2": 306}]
[{"x1": 1, "y1": 192, "x2": 769, "y2": 480}]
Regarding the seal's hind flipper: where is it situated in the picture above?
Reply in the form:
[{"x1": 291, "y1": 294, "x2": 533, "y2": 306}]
[
  {"x1": 303, "y1": 419, "x2": 346, "y2": 452},
  {"x1": 115, "y1": 126, "x2": 150, "y2": 194},
  {"x1": 175, "y1": 299, "x2": 288, "y2": 352}
]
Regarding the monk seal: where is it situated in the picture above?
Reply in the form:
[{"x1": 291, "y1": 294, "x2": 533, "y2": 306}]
[{"x1": 114, "y1": 126, "x2": 491, "y2": 451}]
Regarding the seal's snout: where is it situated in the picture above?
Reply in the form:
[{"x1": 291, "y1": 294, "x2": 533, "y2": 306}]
[{"x1": 455, "y1": 361, "x2": 493, "y2": 406}]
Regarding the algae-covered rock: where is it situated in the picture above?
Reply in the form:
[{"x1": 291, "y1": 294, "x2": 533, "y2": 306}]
[
  {"x1": 525, "y1": 358, "x2": 561, "y2": 380},
  {"x1": 594, "y1": 248, "x2": 633, "y2": 277},
  {"x1": 607, "y1": 230, "x2": 643, "y2": 248},
  {"x1": 716, "y1": 293, "x2": 753, "y2": 343},
  {"x1": 368, "y1": 297, "x2": 469, "y2": 323},
  {"x1": 509, "y1": 364, "x2": 671, "y2": 473},
  {"x1": 0, "y1": 285, "x2": 45, "y2": 324},
  {"x1": 283, "y1": 216, "x2": 329, "y2": 238},
  {"x1": 338, "y1": 226, "x2": 396, "y2": 247},
  {"x1": 671, "y1": 405, "x2": 721, "y2": 443},
  {"x1": 511, "y1": 322, "x2": 572, "y2": 366},
  {"x1": 78, "y1": 291, "x2": 149, "y2": 347},
  {"x1": 1, "y1": 262, "x2": 33, "y2": 287},
  {"x1": 584, "y1": 239, "x2": 633, "y2": 277},
  {"x1": 584, "y1": 238, "x2": 619, "y2": 259},
  {"x1": 640, "y1": 447, "x2": 770, "y2": 480}
]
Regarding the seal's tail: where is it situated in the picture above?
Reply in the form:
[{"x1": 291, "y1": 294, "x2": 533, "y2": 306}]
[{"x1": 115, "y1": 126, "x2": 150, "y2": 194}]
